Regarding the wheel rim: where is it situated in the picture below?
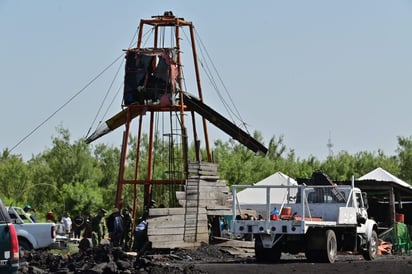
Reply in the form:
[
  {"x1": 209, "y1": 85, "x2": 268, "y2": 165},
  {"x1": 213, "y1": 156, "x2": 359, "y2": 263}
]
[
  {"x1": 326, "y1": 230, "x2": 337, "y2": 263},
  {"x1": 328, "y1": 237, "x2": 337, "y2": 261},
  {"x1": 370, "y1": 233, "x2": 377, "y2": 255}
]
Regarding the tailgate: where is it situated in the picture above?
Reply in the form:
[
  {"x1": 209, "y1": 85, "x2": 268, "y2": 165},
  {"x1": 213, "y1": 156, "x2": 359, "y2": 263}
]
[{"x1": 0, "y1": 224, "x2": 12, "y2": 261}]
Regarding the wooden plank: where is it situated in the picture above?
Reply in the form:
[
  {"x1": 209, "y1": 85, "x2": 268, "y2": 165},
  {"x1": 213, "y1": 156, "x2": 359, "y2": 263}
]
[
  {"x1": 148, "y1": 215, "x2": 207, "y2": 225},
  {"x1": 188, "y1": 164, "x2": 218, "y2": 171},
  {"x1": 186, "y1": 179, "x2": 227, "y2": 187},
  {"x1": 188, "y1": 175, "x2": 220, "y2": 180},
  {"x1": 149, "y1": 233, "x2": 209, "y2": 244},
  {"x1": 183, "y1": 192, "x2": 228, "y2": 200},
  {"x1": 147, "y1": 214, "x2": 207, "y2": 228},
  {"x1": 188, "y1": 161, "x2": 218, "y2": 169},
  {"x1": 185, "y1": 186, "x2": 229, "y2": 193},
  {"x1": 148, "y1": 225, "x2": 208, "y2": 235},
  {"x1": 184, "y1": 186, "x2": 228, "y2": 192},
  {"x1": 188, "y1": 170, "x2": 218, "y2": 176},
  {"x1": 185, "y1": 183, "x2": 229, "y2": 189},
  {"x1": 149, "y1": 207, "x2": 206, "y2": 216},
  {"x1": 178, "y1": 200, "x2": 229, "y2": 208},
  {"x1": 151, "y1": 239, "x2": 204, "y2": 249},
  {"x1": 188, "y1": 166, "x2": 218, "y2": 172},
  {"x1": 148, "y1": 216, "x2": 207, "y2": 225}
]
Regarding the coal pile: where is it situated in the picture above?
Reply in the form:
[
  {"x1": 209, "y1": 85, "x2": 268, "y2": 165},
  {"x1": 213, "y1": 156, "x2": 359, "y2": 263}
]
[{"x1": 18, "y1": 242, "x2": 235, "y2": 274}]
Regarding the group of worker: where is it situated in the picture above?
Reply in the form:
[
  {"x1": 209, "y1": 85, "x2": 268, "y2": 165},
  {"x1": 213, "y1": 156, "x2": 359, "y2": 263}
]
[
  {"x1": 44, "y1": 207, "x2": 138, "y2": 250},
  {"x1": 83, "y1": 207, "x2": 134, "y2": 249},
  {"x1": 87, "y1": 207, "x2": 148, "y2": 251}
]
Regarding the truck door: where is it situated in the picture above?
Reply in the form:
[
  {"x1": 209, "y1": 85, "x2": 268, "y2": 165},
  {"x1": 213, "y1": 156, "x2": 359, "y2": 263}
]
[{"x1": 354, "y1": 191, "x2": 368, "y2": 224}]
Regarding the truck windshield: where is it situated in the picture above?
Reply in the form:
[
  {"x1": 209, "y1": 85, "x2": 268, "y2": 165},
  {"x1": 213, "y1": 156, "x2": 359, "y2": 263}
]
[{"x1": 304, "y1": 186, "x2": 346, "y2": 204}]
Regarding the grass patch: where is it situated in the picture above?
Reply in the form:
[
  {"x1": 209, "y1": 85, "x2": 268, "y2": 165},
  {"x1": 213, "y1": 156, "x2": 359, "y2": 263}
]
[{"x1": 50, "y1": 242, "x2": 79, "y2": 255}]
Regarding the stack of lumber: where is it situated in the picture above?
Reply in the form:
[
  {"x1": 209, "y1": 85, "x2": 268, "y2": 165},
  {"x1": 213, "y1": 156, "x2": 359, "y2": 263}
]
[
  {"x1": 176, "y1": 161, "x2": 231, "y2": 208},
  {"x1": 147, "y1": 161, "x2": 233, "y2": 249},
  {"x1": 147, "y1": 207, "x2": 208, "y2": 249}
]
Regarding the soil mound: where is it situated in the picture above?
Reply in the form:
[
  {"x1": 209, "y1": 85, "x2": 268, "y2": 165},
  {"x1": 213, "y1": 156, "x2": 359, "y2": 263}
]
[{"x1": 18, "y1": 242, "x2": 234, "y2": 273}]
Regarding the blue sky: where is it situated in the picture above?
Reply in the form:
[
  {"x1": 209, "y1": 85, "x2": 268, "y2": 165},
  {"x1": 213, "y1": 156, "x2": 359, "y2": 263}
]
[{"x1": 1, "y1": 1, "x2": 412, "y2": 161}]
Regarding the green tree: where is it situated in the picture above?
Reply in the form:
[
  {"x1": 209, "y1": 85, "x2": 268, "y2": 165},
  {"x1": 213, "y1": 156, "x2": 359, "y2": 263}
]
[
  {"x1": 396, "y1": 136, "x2": 412, "y2": 183},
  {"x1": 0, "y1": 151, "x2": 30, "y2": 205}
]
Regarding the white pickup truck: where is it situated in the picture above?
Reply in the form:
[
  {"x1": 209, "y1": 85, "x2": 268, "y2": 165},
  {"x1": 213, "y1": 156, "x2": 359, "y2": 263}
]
[
  {"x1": 7, "y1": 206, "x2": 57, "y2": 251},
  {"x1": 232, "y1": 182, "x2": 378, "y2": 263}
]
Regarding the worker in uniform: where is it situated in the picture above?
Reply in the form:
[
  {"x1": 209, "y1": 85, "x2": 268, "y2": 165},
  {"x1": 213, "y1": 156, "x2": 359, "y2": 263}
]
[
  {"x1": 91, "y1": 209, "x2": 106, "y2": 246},
  {"x1": 107, "y1": 208, "x2": 124, "y2": 247},
  {"x1": 121, "y1": 207, "x2": 132, "y2": 250},
  {"x1": 132, "y1": 215, "x2": 148, "y2": 252}
]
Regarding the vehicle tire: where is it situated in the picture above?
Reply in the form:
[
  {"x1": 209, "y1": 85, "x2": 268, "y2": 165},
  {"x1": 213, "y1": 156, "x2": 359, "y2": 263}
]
[
  {"x1": 305, "y1": 249, "x2": 319, "y2": 262},
  {"x1": 322, "y1": 229, "x2": 337, "y2": 263},
  {"x1": 305, "y1": 229, "x2": 323, "y2": 262},
  {"x1": 363, "y1": 230, "x2": 378, "y2": 261},
  {"x1": 18, "y1": 238, "x2": 32, "y2": 257},
  {"x1": 271, "y1": 245, "x2": 282, "y2": 263},
  {"x1": 255, "y1": 235, "x2": 269, "y2": 263},
  {"x1": 254, "y1": 235, "x2": 281, "y2": 263}
]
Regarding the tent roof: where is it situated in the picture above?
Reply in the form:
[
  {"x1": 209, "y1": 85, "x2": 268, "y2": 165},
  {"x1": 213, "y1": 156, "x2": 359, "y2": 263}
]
[
  {"x1": 236, "y1": 171, "x2": 297, "y2": 205},
  {"x1": 358, "y1": 167, "x2": 412, "y2": 191}
]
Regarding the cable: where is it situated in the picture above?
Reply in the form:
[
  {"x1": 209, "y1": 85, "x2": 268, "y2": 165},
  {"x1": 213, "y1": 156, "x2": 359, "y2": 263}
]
[
  {"x1": 9, "y1": 54, "x2": 124, "y2": 153},
  {"x1": 85, "y1": 57, "x2": 125, "y2": 138},
  {"x1": 86, "y1": 25, "x2": 141, "y2": 136},
  {"x1": 194, "y1": 28, "x2": 251, "y2": 133}
]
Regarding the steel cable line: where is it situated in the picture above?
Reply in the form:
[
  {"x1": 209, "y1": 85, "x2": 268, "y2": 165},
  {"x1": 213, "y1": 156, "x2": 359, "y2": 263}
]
[
  {"x1": 193, "y1": 28, "x2": 251, "y2": 133},
  {"x1": 9, "y1": 54, "x2": 124, "y2": 153},
  {"x1": 86, "y1": 25, "x2": 143, "y2": 136},
  {"x1": 85, "y1": 57, "x2": 125, "y2": 138}
]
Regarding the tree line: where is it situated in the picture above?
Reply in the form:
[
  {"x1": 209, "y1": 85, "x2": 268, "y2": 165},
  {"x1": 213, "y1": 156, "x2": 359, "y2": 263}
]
[{"x1": 1, "y1": 127, "x2": 411, "y2": 222}]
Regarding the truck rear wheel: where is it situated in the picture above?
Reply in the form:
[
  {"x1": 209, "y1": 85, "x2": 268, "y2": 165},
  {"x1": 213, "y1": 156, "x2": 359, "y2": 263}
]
[
  {"x1": 254, "y1": 235, "x2": 281, "y2": 263},
  {"x1": 18, "y1": 238, "x2": 32, "y2": 251},
  {"x1": 18, "y1": 238, "x2": 32, "y2": 257},
  {"x1": 363, "y1": 230, "x2": 378, "y2": 260}
]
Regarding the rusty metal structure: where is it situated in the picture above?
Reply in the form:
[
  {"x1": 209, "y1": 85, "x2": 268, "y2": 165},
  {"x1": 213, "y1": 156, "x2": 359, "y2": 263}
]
[{"x1": 86, "y1": 12, "x2": 267, "y2": 220}]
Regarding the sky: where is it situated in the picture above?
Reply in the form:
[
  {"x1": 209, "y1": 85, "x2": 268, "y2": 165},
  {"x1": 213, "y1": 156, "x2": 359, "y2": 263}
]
[{"x1": 1, "y1": 1, "x2": 412, "y2": 161}]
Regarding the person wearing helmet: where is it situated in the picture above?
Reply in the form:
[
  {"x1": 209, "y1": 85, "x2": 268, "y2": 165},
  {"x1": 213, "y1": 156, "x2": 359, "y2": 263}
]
[{"x1": 23, "y1": 205, "x2": 37, "y2": 223}]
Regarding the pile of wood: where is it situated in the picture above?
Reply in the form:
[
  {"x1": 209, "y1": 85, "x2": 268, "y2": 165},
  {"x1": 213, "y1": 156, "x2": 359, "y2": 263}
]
[
  {"x1": 147, "y1": 161, "x2": 232, "y2": 249},
  {"x1": 147, "y1": 207, "x2": 208, "y2": 249}
]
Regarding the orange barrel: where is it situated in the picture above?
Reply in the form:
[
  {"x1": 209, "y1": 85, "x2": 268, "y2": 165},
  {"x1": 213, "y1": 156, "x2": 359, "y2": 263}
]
[
  {"x1": 396, "y1": 213, "x2": 405, "y2": 223},
  {"x1": 281, "y1": 207, "x2": 292, "y2": 216}
]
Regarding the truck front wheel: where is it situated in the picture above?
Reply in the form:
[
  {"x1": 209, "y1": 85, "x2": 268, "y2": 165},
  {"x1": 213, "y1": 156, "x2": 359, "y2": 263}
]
[{"x1": 363, "y1": 230, "x2": 378, "y2": 260}]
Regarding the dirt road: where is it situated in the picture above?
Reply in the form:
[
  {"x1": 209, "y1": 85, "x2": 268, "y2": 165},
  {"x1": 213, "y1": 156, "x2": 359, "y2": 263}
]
[
  {"x1": 192, "y1": 255, "x2": 412, "y2": 274},
  {"x1": 18, "y1": 242, "x2": 412, "y2": 273}
]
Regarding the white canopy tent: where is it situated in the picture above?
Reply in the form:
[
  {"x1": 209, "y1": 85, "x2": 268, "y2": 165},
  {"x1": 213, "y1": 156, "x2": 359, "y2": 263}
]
[
  {"x1": 236, "y1": 171, "x2": 298, "y2": 216},
  {"x1": 358, "y1": 167, "x2": 412, "y2": 191}
]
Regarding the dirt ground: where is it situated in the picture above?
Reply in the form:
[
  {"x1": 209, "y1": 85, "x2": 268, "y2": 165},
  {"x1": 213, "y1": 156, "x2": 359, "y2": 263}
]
[{"x1": 18, "y1": 241, "x2": 412, "y2": 274}]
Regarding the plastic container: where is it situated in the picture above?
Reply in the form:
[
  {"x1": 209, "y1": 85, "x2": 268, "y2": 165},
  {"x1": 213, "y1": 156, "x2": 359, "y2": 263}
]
[
  {"x1": 271, "y1": 208, "x2": 279, "y2": 220},
  {"x1": 281, "y1": 207, "x2": 292, "y2": 216},
  {"x1": 396, "y1": 213, "x2": 405, "y2": 223}
]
